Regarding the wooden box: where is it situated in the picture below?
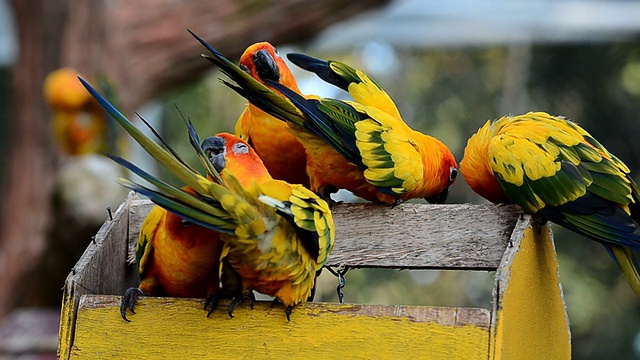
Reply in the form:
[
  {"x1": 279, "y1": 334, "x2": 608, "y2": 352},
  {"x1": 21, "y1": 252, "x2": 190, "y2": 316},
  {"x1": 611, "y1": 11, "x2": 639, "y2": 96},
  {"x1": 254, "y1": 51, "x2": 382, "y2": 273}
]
[{"x1": 58, "y1": 193, "x2": 571, "y2": 359}]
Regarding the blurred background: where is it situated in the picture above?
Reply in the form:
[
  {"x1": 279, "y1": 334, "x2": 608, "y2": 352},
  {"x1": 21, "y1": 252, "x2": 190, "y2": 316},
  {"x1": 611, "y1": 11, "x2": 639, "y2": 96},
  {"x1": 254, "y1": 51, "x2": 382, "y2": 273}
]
[{"x1": 1, "y1": 0, "x2": 640, "y2": 358}]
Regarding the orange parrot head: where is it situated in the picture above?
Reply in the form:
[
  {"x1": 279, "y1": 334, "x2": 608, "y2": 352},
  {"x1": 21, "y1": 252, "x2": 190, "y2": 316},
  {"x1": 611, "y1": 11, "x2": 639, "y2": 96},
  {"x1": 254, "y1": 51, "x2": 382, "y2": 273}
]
[
  {"x1": 460, "y1": 119, "x2": 511, "y2": 204},
  {"x1": 238, "y1": 42, "x2": 301, "y2": 93},
  {"x1": 201, "y1": 132, "x2": 272, "y2": 187},
  {"x1": 43, "y1": 68, "x2": 108, "y2": 155},
  {"x1": 426, "y1": 145, "x2": 459, "y2": 204},
  {"x1": 44, "y1": 68, "x2": 94, "y2": 110}
]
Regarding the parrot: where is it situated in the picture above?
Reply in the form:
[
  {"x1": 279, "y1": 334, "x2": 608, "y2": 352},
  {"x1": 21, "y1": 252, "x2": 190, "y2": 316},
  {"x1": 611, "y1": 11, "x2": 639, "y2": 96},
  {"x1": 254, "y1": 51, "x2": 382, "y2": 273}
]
[
  {"x1": 460, "y1": 111, "x2": 640, "y2": 297},
  {"x1": 80, "y1": 78, "x2": 336, "y2": 321},
  {"x1": 121, "y1": 197, "x2": 224, "y2": 321},
  {"x1": 44, "y1": 68, "x2": 113, "y2": 156},
  {"x1": 234, "y1": 42, "x2": 311, "y2": 187},
  {"x1": 189, "y1": 30, "x2": 458, "y2": 205}
]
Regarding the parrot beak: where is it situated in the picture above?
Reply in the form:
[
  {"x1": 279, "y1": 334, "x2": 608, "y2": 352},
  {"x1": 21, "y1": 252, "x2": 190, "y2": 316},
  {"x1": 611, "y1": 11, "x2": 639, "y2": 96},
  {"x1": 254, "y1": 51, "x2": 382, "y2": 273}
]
[
  {"x1": 201, "y1": 136, "x2": 226, "y2": 172},
  {"x1": 253, "y1": 50, "x2": 280, "y2": 82},
  {"x1": 425, "y1": 187, "x2": 449, "y2": 204}
]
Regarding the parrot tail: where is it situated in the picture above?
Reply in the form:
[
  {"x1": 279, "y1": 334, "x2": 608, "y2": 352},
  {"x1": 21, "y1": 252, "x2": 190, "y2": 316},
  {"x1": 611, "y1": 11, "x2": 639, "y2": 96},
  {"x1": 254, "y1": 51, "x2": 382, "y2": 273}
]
[
  {"x1": 606, "y1": 244, "x2": 640, "y2": 297},
  {"x1": 286, "y1": 53, "x2": 351, "y2": 91}
]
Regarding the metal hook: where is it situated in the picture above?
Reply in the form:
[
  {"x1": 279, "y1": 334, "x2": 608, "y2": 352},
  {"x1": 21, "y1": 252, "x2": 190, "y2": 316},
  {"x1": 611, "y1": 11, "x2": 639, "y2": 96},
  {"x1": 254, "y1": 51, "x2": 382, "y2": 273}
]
[{"x1": 325, "y1": 265, "x2": 349, "y2": 304}]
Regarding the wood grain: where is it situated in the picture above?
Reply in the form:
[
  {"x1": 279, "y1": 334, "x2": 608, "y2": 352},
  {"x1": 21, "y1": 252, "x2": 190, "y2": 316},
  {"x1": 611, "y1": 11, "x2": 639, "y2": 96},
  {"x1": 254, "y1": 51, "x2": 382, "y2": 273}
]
[
  {"x1": 127, "y1": 200, "x2": 522, "y2": 270},
  {"x1": 71, "y1": 295, "x2": 491, "y2": 360},
  {"x1": 57, "y1": 194, "x2": 137, "y2": 359}
]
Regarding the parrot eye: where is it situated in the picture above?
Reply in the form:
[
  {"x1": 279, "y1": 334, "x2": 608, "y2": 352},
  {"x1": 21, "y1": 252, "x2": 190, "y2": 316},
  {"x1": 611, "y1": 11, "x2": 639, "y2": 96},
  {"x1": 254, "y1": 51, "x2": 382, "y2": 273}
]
[
  {"x1": 449, "y1": 167, "x2": 458, "y2": 182},
  {"x1": 233, "y1": 142, "x2": 249, "y2": 154}
]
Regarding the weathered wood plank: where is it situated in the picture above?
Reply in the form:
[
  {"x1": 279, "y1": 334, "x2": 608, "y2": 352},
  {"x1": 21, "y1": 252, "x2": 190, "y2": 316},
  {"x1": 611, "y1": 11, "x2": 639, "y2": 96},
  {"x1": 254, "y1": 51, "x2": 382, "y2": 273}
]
[
  {"x1": 57, "y1": 194, "x2": 135, "y2": 359},
  {"x1": 127, "y1": 200, "x2": 521, "y2": 270},
  {"x1": 71, "y1": 295, "x2": 491, "y2": 359},
  {"x1": 490, "y1": 216, "x2": 571, "y2": 359}
]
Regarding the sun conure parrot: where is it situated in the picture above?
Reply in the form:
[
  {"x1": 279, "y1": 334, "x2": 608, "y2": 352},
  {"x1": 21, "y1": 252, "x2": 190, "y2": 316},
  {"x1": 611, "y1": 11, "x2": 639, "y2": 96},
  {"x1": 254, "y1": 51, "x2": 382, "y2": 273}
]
[
  {"x1": 80, "y1": 78, "x2": 335, "y2": 321},
  {"x1": 460, "y1": 111, "x2": 640, "y2": 297},
  {"x1": 189, "y1": 30, "x2": 458, "y2": 205},
  {"x1": 233, "y1": 42, "x2": 311, "y2": 187},
  {"x1": 44, "y1": 68, "x2": 114, "y2": 156}
]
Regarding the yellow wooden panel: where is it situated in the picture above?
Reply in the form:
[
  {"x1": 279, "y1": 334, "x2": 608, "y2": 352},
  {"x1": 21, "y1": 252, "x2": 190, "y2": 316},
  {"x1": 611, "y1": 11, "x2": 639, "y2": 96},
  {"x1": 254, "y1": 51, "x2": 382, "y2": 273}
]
[
  {"x1": 57, "y1": 283, "x2": 75, "y2": 359},
  {"x1": 71, "y1": 295, "x2": 491, "y2": 360},
  {"x1": 493, "y1": 224, "x2": 571, "y2": 359}
]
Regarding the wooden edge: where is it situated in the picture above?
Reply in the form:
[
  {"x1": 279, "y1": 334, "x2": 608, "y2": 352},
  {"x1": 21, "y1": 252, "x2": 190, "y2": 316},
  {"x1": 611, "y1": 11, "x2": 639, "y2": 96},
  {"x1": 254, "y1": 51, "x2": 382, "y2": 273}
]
[
  {"x1": 489, "y1": 216, "x2": 571, "y2": 359},
  {"x1": 56, "y1": 193, "x2": 134, "y2": 360},
  {"x1": 71, "y1": 295, "x2": 492, "y2": 359},
  {"x1": 127, "y1": 200, "x2": 521, "y2": 270}
]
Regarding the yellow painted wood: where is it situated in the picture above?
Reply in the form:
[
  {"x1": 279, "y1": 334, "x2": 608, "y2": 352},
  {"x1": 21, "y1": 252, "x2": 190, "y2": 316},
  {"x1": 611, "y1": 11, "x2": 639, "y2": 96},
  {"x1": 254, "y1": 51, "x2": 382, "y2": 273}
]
[
  {"x1": 492, "y1": 223, "x2": 571, "y2": 359},
  {"x1": 57, "y1": 282, "x2": 76, "y2": 359},
  {"x1": 71, "y1": 295, "x2": 491, "y2": 360}
]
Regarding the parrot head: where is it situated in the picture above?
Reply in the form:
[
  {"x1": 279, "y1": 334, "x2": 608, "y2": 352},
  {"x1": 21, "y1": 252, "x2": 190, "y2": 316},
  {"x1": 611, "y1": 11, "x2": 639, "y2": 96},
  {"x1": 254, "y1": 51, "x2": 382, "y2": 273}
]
[
  {"x1": 201, "y1": 132, "x2": 272, "y2": 187},
  {"x1": 44, "y1": 68, "x2": 95, "y2": 110},
  {"x1": 424, "y1": 148, "x2": 458, "y2": 204},
  {"x1": 460, "y1": 119, "x2": 512, "y2": 204},
  {"x1": 238, "y1": 42, "x2": 301, "y2": 93}
]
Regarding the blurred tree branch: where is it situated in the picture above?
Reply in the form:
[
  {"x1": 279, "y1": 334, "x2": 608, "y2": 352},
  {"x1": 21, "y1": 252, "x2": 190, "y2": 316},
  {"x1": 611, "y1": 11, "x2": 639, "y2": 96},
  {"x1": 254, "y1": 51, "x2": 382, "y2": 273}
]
[{"x1": 0, "y1": 0, "x2": 389, "y2": 318}]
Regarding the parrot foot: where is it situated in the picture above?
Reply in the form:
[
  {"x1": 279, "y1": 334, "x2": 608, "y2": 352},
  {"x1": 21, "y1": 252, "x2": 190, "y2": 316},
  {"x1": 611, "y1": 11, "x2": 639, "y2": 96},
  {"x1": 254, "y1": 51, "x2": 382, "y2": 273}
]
[
  {"x1": 285, "y1": 305, "x2": 293, "y2": 321},
  {"x1": 204, "y1": 292, "x2": 221, "y2": 317},
  {"x1": 120, "y1": 287, "x2": 145, "y2": 322},
  {"x1": 227, "y1": 297, "x2": 243, "y2": 318},
  {"x1": 391, "y1": 198, "x2": 404, "y2": 208},
  {"x1": 248, "y1": 291, "x2": 256, "y2": 310},
  {"x1": 268, "y1": 298, "x2": 294, "y2": 321}
]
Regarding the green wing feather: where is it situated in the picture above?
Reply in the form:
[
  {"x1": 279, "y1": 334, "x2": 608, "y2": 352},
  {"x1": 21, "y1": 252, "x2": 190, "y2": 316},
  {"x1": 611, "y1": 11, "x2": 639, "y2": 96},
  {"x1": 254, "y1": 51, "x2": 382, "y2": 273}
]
[{"x1": 489, "y1": 112, "x2": 640, "y2": 248}]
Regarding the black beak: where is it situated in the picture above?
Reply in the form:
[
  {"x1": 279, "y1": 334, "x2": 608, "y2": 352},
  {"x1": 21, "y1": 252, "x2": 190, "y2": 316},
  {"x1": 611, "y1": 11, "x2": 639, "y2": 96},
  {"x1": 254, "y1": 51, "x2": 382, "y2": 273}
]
[
  {"x1": 201, "y1": 136, "x2": 226, "y2": 172},
  {"x1": 253, "y1": 50, "x2": 280, "y2": 82},
  {"x1": 425, "y1": 187, "x2": 449, "y2": 204}
]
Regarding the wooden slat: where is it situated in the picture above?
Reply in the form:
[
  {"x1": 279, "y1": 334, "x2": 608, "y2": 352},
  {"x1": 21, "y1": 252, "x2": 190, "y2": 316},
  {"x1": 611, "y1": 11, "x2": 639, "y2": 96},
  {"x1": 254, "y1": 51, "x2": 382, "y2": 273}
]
[
  {"x1": 71, "y1": 295, "x2": 491, "y2": 359},
  {"x1": 128, "y1": 200, "x2": 521, "y2": 270},
  {"x1": 490, "y1": 216, "x2": 571, "y2": 359},
  {"x1": 57, "y1": 194, "x2": 137, "y2": 359}
]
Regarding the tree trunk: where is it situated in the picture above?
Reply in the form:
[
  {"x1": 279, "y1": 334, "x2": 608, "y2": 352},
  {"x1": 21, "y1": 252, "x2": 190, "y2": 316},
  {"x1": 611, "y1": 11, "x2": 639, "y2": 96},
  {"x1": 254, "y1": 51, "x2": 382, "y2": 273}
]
[{"x1": 0, "y1": 0, "x2": 388, "y2": 318}]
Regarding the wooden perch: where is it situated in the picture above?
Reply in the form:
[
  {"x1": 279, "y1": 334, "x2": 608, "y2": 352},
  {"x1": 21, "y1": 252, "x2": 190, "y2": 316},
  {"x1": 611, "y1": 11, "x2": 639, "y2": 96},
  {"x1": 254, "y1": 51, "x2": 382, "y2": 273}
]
[
  {"x1": 58, "y1": 192, "x2": 570, "y2": 359},
  {"x1": 128, "y1": 199, "x2": 522, "y2": 270}
]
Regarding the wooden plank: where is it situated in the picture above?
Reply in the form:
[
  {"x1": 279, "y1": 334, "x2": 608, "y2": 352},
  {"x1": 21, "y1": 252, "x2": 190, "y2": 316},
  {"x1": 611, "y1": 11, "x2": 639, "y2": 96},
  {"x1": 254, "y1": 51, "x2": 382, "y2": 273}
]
[
  {"x1": 128, "y1": 200, "x2": 521, "y2": 270},
  {"x1": 71, "y1": 295, "x2": 491, "y2": 359},
  {"x1": 57, "y1": 193, "x2": 136, "y2": 359},
  {"x1": 490, "y1": 216, "x2": 571, "y2": 359}
]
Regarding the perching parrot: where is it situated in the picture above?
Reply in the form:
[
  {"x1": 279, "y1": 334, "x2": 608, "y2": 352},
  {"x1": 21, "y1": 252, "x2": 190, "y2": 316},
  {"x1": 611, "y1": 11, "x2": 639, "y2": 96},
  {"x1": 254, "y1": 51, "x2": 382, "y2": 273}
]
[
  {"x1": 461, "y1": 111, "x2": 640, "y2": 297},
  {"x1": 122, "y1": 196, "x2": 224, "y2": 321},
  {"x1": 189, "y1": 30, "x2": 458, "y2": 205},
  {"x1": 234, "y1": 42, "x2": 311, "y2": 187},
  {"x1": 80, "y1": 78, "x2": 335, "y2": 321},
  {"x1": 44, "y1": 68, "x2": 114, "y2": 156}
]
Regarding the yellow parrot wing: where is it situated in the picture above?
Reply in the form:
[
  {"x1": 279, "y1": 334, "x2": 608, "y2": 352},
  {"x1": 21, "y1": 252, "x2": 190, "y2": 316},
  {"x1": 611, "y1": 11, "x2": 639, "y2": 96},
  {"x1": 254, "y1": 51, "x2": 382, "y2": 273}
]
[
  {"x1": 349, "y1": 103, "x2": 424, "y2": 195},
  {"x1": 135, "y1": 205, "x2": 164, "y2": 277},
  {"x1": 489, "y1": 112, "x2": 638, "y2": 247}
]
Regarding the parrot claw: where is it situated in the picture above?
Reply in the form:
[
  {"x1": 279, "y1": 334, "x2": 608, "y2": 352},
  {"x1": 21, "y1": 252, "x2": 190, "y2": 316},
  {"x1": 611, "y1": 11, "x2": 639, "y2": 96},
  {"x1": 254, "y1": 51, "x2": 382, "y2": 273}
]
[
  {"x1": 226, "y1": 290, "x2": 256, "y2": 318},
  {"x1": 120, "y1": 287, "x2": 145, "y2": 322},
  {"x1": 227, "y1": 296, "x2": 243, "y2": 318},
  {"x1": 248, "y1": 291, "x2": 256, "y2": 310},
  {"x1": 269, "y1": 298, "x2": 294, "y2": 321},
  {"x1": 204, "y1": 292, "x2": 221, "y2": 317},
  {"x1": 285, "y1": 305, "x2": 293, "y2": 321}
]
